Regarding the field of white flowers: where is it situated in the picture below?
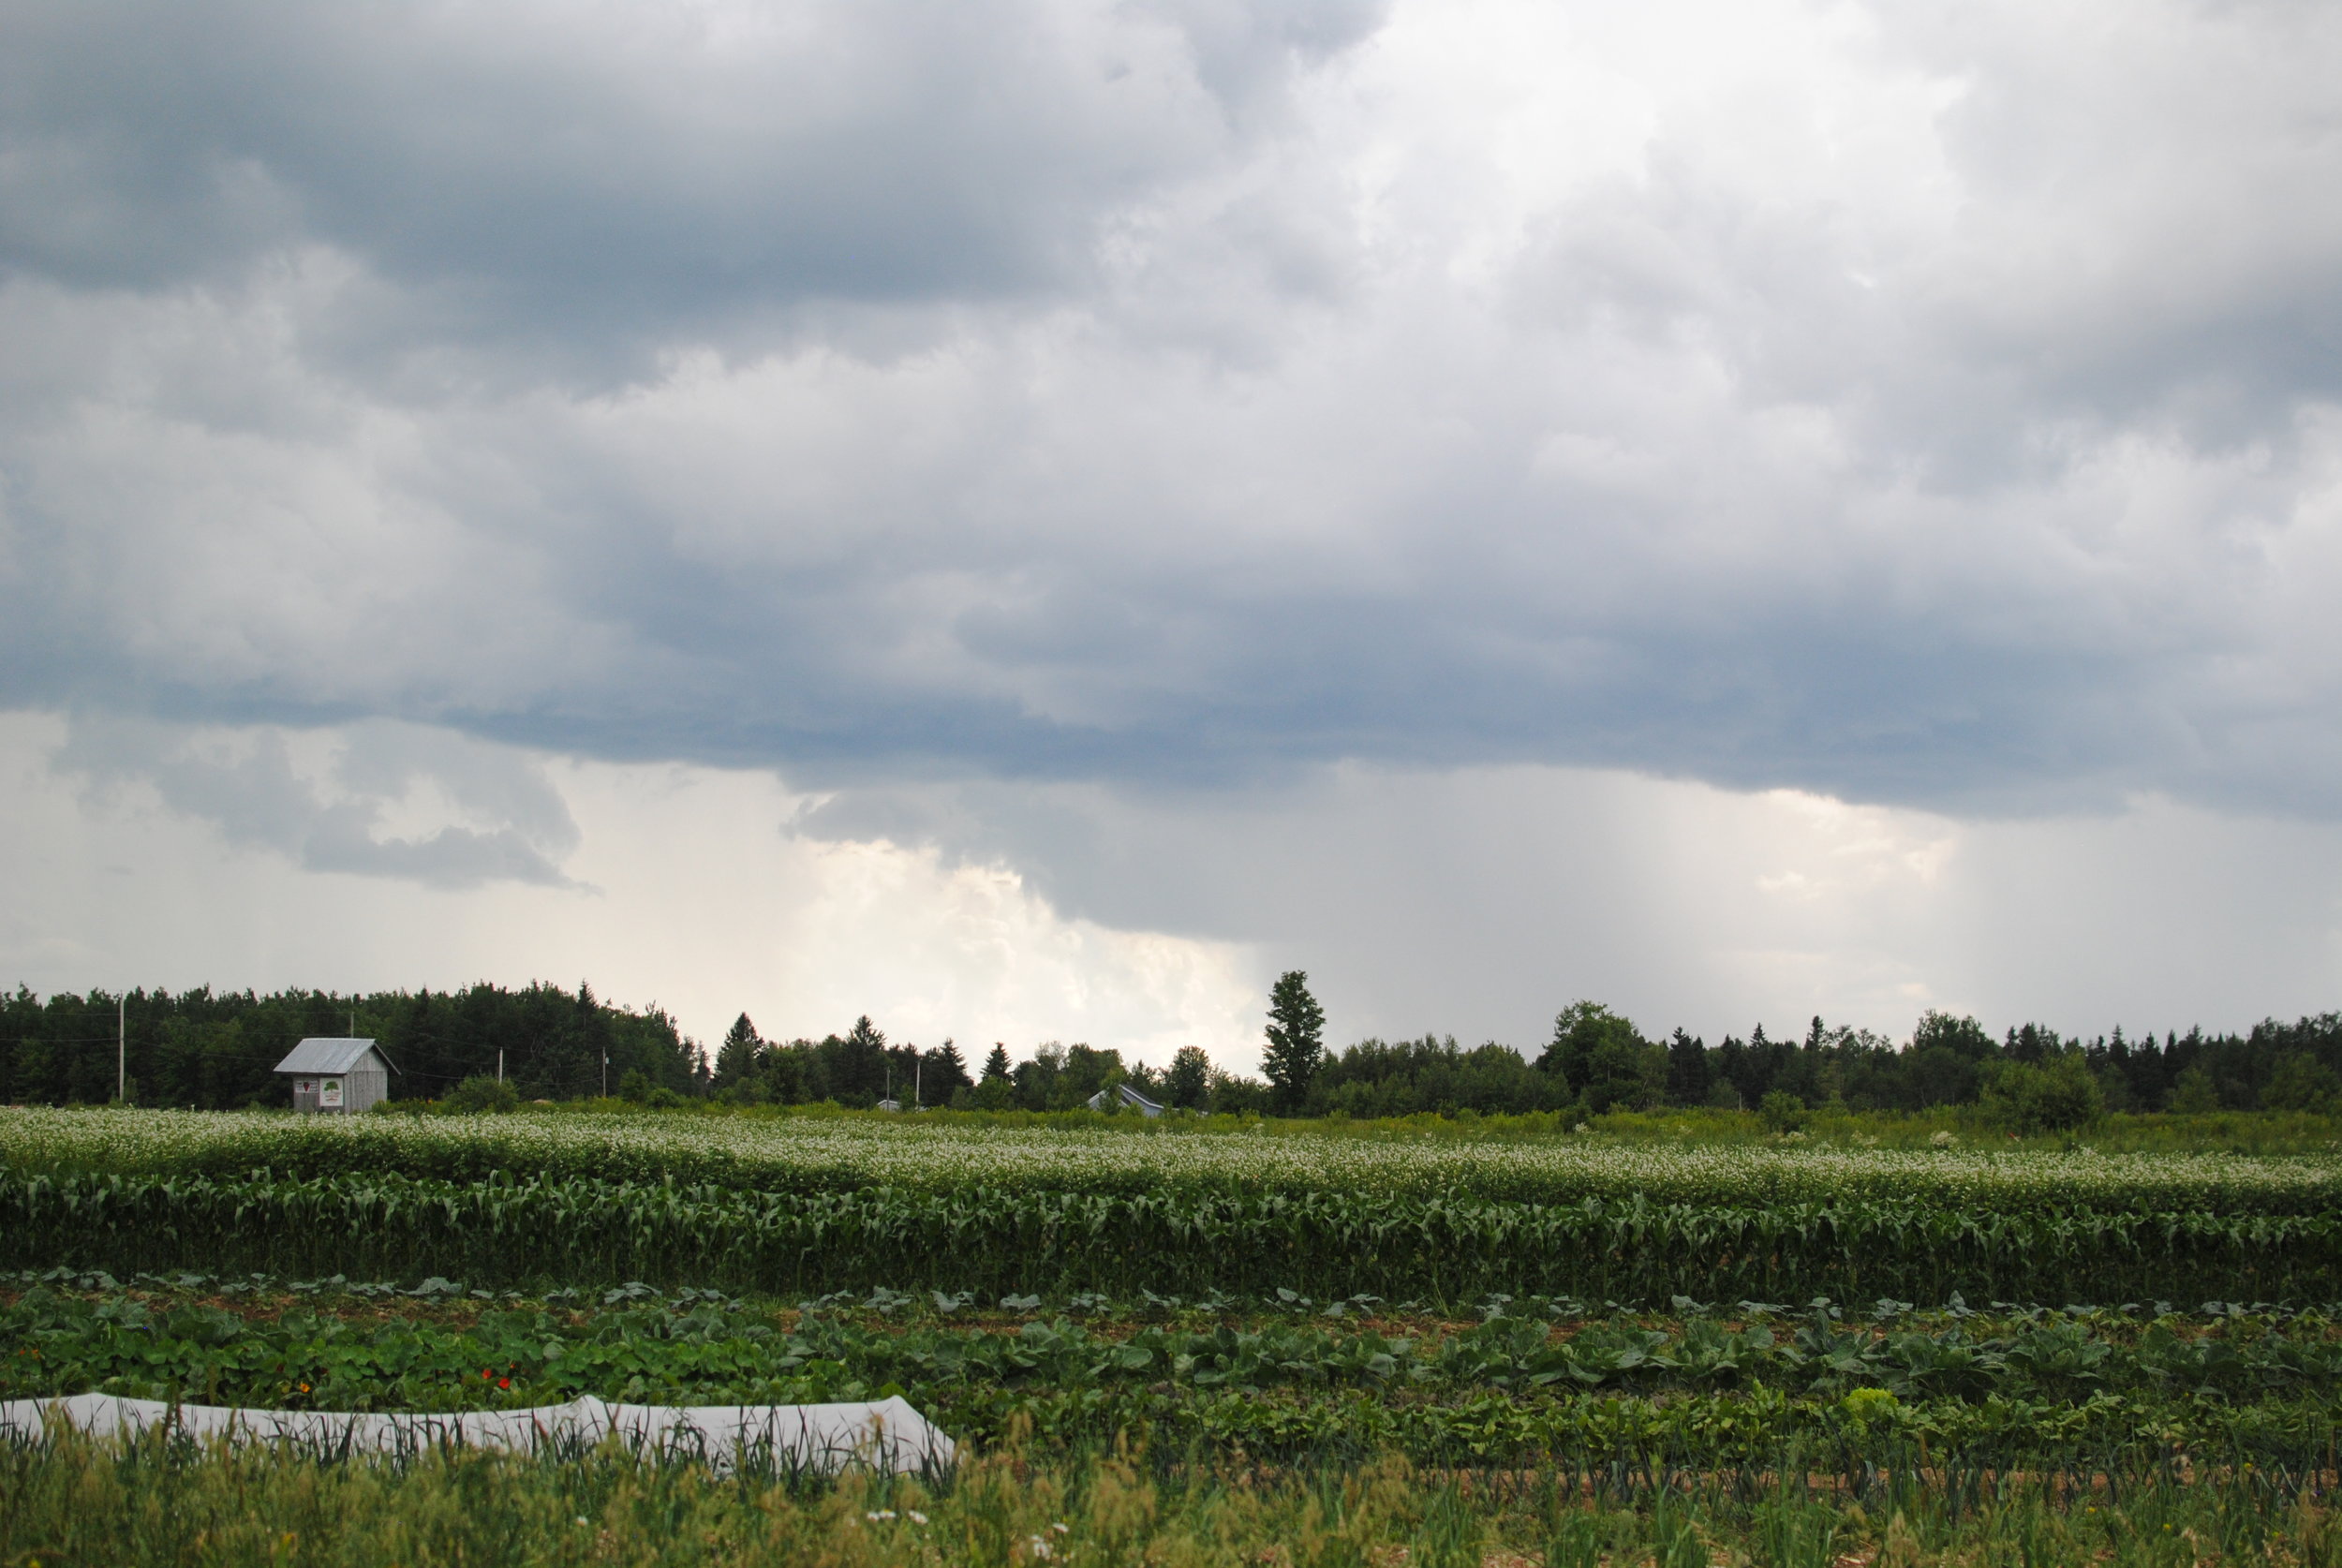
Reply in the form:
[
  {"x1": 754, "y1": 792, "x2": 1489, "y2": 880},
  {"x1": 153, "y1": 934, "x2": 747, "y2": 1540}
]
[{"x1": 3, "y1": 1105, "x2": 2335, "y2": 1210}]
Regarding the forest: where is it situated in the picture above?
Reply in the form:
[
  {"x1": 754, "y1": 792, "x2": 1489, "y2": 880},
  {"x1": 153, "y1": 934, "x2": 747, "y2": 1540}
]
[
  {"x1": 4, "y1": 981, "x2": 2340, "y2": 1125},
  {"x1": 704, "y1": 994, "x2": 2342, "y2": 1128},
  {"x1": 0, "y1": 983, "x2": 697, "y2": 1109}
]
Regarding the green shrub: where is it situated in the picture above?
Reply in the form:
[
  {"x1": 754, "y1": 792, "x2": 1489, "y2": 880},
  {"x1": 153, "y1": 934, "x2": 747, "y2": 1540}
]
[
  {"x1": 446, "y1": 1076, "x2": 520, "y2": 1116},
  {"x1": 2263, "y1": 1054, "x2": 2342, "y2": 1115},
  {"x1": 1982, "y1": 1056, "x2": 2102, "y2": 1133},
  {"x1": 2169, "y1": 1067, "x2": 2221, "y2": 1116}
]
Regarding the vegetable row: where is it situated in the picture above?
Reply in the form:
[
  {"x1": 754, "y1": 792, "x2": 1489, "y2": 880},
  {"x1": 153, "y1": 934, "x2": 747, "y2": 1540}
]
[
  {"x1": 6, "y1": 1170, "x2": 2338, "y2": 1302},
  {"x1": 10, "y1": 1290, "x2": 2342, "y2": 1411},
  {"x1": 11, "y1": 1292, "x2": 2342, "y2": 1476}
]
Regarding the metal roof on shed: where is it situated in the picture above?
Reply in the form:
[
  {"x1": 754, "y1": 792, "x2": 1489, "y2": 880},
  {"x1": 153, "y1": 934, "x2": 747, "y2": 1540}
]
[{"x1": 274, "y1": 1038, "x2": 384, "y2": 1075}]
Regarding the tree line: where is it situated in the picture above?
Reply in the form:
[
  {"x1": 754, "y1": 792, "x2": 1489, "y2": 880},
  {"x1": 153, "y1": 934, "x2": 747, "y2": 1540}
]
[
  {"x1": 705, "y1": 1013, "x2": 1238, "y2": 1115},
  {"x1": 689, "y1": 972, "x2": 2342, "y2": 1128},
  {"x1": 0, "y1": 983, "x2": 697, "y2": 1109},
  {"x1": 1251, "y1": 974, "x2": 2342, "y2": 1129},
  {"x1": 5, "y1": 973, "x2": 2340, "y2": 1126}
]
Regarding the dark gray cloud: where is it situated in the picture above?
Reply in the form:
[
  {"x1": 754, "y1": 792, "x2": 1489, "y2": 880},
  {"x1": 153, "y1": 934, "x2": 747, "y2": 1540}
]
[
  {"x1": 0, "y1": 0, "x2": 1382, "y2": 378},
  {"x1": 53, "y1": 717, "x2": 582, "y2": 886},
  {"x1": 3, "y1": 0, "x2": 2341, "y2": 832}
]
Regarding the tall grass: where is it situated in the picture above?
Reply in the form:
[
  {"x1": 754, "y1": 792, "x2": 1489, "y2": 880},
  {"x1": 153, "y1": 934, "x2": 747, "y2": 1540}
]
[{"x1": 7, "y1": 1427, "x2": 2342, "y2": 1568}]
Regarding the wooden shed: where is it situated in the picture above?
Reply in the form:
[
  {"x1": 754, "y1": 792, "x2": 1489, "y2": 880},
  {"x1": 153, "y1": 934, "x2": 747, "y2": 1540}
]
[{"x1": 275, "y1": 1038, "x2": 393, "y2": 1114}]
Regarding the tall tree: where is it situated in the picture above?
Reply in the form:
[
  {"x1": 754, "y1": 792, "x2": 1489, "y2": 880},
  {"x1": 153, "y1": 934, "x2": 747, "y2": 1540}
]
[
  {"x1": 1539, "y1": 1001, "x2": 1663, "y2": 1113},
  {"x1": 837, "y1": 1015, "x2": 889, "y2": 1105},
  {"x1": 1912, "y1": 1011, "x2": 1996, "y2": 1059},
  {"x1": 1261, "y1": 970, "x2": 1326, "y2": 1114},
  {"x1": 1665, "y1": 1028, "x2": 1710, "y2": 1106},
  {"x1": 1063, "y1": 1044, "x2": 1122, "y2": 1102},
  {"x1": 1164, "y1": 1045, "x2": 1213, "y2": 1109},
  {"x1": 712, "y1": 1013, "x2": 763, "y2": 1089},
  {"x1": 884, "y1": 1043, "x2": 922, "y2": 1103},
  {"x1": 921, "y1": 1039, "x2": 973, "y2": 1103},
  {"x1": 1014, "y1": 1043, "x2": 1066, "y2": 1111},
  {"x1": 981, "y1": 1043, "x2": 1012, "y2": 1081}
]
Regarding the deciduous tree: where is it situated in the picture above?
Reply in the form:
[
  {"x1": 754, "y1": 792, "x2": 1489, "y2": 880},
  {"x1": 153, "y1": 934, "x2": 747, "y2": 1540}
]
[
  {"x1": 1164, "y1": 1045, "x2": 1213, "y2": 1109},
  {"x1": 1262, "y1": 971, "x2": 1326, "y2": 1113}
]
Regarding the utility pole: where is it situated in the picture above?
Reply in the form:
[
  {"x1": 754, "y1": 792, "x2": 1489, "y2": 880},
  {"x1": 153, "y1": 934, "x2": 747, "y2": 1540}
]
[
  {"x1": 914, "y1": 1057, "x2": 922, "y2": 1110},
  {"x1": 117, "y1": 993, "x2": 126, "y2": 1103},
  {"x1": 497, "y1": 1049, "x2": 505, "y2": 1084},
  {"x1": 601, "y1": 1050, "x2": 608, "y2": 1099}
]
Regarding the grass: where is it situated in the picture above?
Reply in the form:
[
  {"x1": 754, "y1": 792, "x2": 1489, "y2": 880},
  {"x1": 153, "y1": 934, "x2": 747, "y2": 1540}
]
[{"x1": 7, "y1": 1427, "x2": 2342, "y2": 1567}]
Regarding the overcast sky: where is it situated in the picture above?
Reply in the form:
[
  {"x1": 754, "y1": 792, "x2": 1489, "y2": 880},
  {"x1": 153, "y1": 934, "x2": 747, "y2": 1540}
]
[{"x1": 4, "y1": 0, "x2": 2339, "y2": 1063}]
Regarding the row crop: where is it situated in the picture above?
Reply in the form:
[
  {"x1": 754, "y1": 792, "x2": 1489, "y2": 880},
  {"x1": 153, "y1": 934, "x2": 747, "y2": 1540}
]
[
  {"x1": 4, "y1": 1170, "x2": 2339, "y2": 1302},
  {"x1": 9, "y1": 1313, "x2": 2342, "y2": 1476},
  {"x1": 10, "y1": 1291, "x2": 2342, "y2": 1413},
  {"x1": 7, "y1": 1107, "x2": 2340, "y2": 1211}
]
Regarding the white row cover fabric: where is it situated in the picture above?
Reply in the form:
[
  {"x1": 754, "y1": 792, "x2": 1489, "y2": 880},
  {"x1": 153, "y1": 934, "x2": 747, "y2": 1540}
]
[{"x1": 0, "y1": 1393, "x2": 953, "y2": 1474}]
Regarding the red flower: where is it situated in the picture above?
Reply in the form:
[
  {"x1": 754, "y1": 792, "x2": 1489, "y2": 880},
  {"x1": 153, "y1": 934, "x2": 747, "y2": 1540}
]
[{"x1": 498, "y1": 1378, "x2": 511, "y2": 1389}]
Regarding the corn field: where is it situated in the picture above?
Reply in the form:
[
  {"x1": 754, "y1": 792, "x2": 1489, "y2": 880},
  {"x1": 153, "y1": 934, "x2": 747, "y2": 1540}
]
[{"x1": 4, "y1": 1108, "x2": 2340, "y2": 1300}]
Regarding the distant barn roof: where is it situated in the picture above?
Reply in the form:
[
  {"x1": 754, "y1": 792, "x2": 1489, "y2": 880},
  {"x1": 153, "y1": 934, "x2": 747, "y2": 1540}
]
[
  {"x1": 1087, "y1": 1083, "x2": 1165, "y2": 1117},
  {"x1": 274, "y1": 1038, "x2": 384, "y2": 1075}
]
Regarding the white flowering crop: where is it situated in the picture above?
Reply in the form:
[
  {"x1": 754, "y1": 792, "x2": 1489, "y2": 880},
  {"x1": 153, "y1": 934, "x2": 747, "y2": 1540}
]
[{"x1": 1, "y1": 1106, "x2": 2333, "y2": 1212}]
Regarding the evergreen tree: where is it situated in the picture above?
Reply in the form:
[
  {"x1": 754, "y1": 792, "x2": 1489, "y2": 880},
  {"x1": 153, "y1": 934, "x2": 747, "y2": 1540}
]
[
  {"x1": 981, "y1": 1043, "x2": 1012, "y2": 1081},
  {"x1": 838, "y1": 1015, "x2": 889, "y2": 1104},
  {"x1": 1722, "y1": 1023, "x2": 1788, "y2": 1107},
  {"x1": 1665, "y1": 1028, "x2": 1710, "y2": 1106},
  {"x1": 885, "y1": 1043, "x2": 921, "y2": 1103},
  {"x1": 921, "y1": 1039, "x2": 973, "y2": 1103},
  {"x1": 1261, "y1": 970, "x2": 1326, "y2": 1114},
  {"x1": 712, "y1": 1013, "x2": 763, "y2": 1089},
  {"x1": 2006, "y1": 1023, "x2": 2057, "y2": 1064}
]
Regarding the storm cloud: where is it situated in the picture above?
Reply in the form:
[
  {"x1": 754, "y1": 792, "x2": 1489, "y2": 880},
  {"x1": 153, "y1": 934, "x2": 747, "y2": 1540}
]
[{"x1": 2, "y1": 0, "x2": 2339, "y2": 1044}]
